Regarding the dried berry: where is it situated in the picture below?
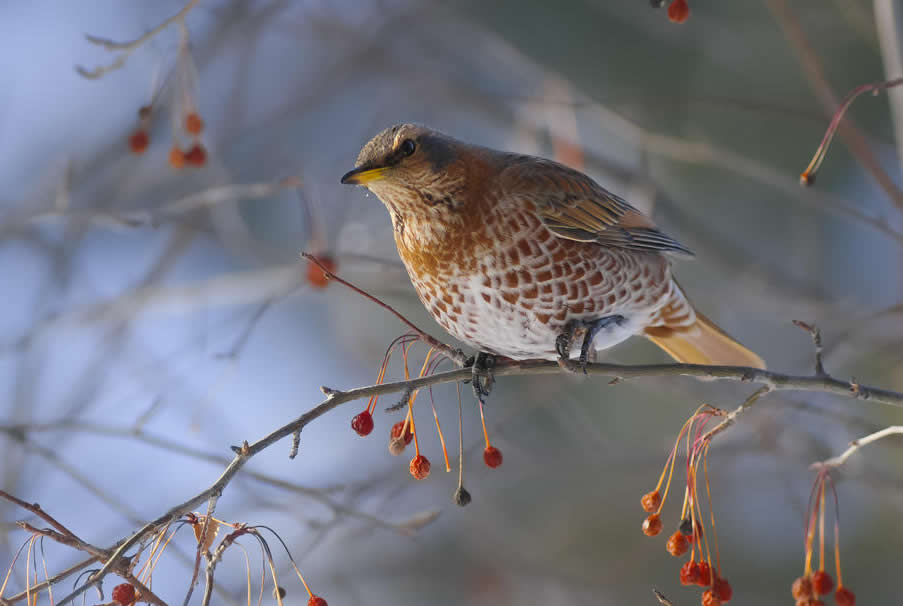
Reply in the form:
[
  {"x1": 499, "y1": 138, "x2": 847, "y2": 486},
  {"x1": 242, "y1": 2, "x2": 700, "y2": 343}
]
[
  {"x1": 454, "y1": 486, "x2": 471, "y2": 506},
  {"x1": 185, "y1": 112, "x2": 204, "y2": 135},
  {"x1": 642, "y1": 513, "x2": 662, "y2": 536},
  {"x1": 390, "y1": 421, "x2": 413, "y2": 445},
  {"x1": 701, "y1": 589, "x2": 721, "y2": 606},
  {"x1": 812, "y1": 570, "x2": 834, "y2": 595},
  {"x1": 410, "y1": 454, "x2": 431, "y2": 480},
  {"x1": 641, "y1": 490, "x2": 661, "y2": 513},
  {"x1": 112, "y1": 583, "x2": 136, "y2": 605},
  {"x1": 128, "y1": 130, "x2": 149, "y2": 154},
  {"x1": 668, "y1": 0, "x2": 690, "y2": 23},
  {"x1": 185, "y1": 143, "x2": 207, "y2": 166},
  {"x1": 666, "y1": 530, "x2": 689, "y2": 556},
  {"x1": 483, "y1": 445, "x2": 503, "y2": 468},
  {"x1": 169, "y1": 147, "x2": 186, "y2": 169},
  {"x1": 306, "y1": 256, "x2": 336, "y2": 289},
  {"x1": 679, "y1": 516, "x2": 693, "y2": 535},
  {"x1": 791, "y1": 576, "x2": 812, "y2": 600},
  {"x1": 696, "y1": 561, "x2": 712, "y2": 586},
  {"x1": 712, "y1": 576, "x2": 732, "y2": 602},
  {"x1": 680, "y1": 561, "x2": 701, "y2": 585},
  {"x1": 307, "y1": 596, "x2": 327, "y2": 606},
  {"x1": 834, "y1": 586, "x2": 855, "y2": 606},
  {"x1": 351, "y1": 411, "x2": 374, "y2": 436}
]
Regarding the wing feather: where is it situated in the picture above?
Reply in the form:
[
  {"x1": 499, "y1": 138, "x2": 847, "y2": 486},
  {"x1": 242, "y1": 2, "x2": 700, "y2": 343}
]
[{"x1": 497, "y1": 156, "x2": 694, "y2": 257}]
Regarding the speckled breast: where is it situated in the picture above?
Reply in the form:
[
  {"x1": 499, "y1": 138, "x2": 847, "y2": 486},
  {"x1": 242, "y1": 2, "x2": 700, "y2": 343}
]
[{"x1": 398, "y1": 209, "x2": 677, "y2": 360}]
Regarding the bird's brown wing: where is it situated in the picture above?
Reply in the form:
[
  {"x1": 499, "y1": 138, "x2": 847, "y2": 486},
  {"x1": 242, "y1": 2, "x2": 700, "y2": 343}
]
[{"x1": 497, "y1": 157, "x2": 694, "y2": 257}]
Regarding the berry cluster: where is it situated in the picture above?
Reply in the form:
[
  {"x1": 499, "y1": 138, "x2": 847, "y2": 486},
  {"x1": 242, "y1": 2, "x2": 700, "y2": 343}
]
[
  {"x1": 127, "y1": 27, "x2": 208, "y2": 168},
  {"x1": 790, "y1": 469, "x2": 855, "y2": 605},
  {"x1": 350, "y1": 336, "x2": 503, "y2": 500},
  {"x1": 641, "y1": 405, "x2": 733, "y2": 605}
]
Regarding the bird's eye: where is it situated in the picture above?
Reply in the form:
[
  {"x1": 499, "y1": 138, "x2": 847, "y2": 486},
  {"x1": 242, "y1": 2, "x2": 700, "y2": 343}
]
[{"x1": 399, "y1": 139, "x2": 416, "y2": 157}]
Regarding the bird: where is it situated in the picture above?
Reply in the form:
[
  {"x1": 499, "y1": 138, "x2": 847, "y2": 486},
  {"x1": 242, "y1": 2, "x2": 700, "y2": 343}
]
[{"x1": 341, "y1": 124, "x2": 765, "y2": 394}]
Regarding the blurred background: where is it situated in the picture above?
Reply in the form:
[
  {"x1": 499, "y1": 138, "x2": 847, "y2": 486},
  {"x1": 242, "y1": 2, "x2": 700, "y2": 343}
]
[{"x1": 2, "y1": 0, "x2": 902, "y2": 604}]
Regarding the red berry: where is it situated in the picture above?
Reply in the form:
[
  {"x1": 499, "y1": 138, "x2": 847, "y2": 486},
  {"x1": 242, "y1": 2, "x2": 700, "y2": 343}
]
[
  {"x1": 680, "y1": 561, "x2": 701, "y2": 586},
  {"x1": 351, "y1": 411, "x2": 374, "y2": 436},
  {"x1": 696, "y1": 561, "x2": 712, "y2": 586},
  {"x1": 712, "y1": 576, "x2": 732, "y2": 602},
  {"x1": 410, "y1": 454, "x2": 431, "y2": 480},
  {"x1": 391, "y1": 421, "x2": 414, "y2": 445},
  {"x1": 666, "y1": 531, "x2": 689, "y2": 556},
  {"x1": 112, "y1": 583, "x2": 136, "y2": 605},
  {"x1": 812, "y1": 570, "x2": 834, "y2": 595},
  {"x1": 128, "y1": 130, "x2": 149, "y2": 154},
  {"x1": 701, "y1": 589, "x2": 721, "y2": 606},
  {"x1": 185, "y1": 143, "x2": 207, "y2": 166},
  {"x1": 791, "y1": 576, "x2": 813, "y2": 600},
  {"x1": 307, "y1": 596, "x2": 327, "y2": 606},
  {"x1": 835, "y1": 586, "x2": 855, "y2": 606},
  {"x1": 306, "y1": 256, "x2": 336, "y2": 289},
  {"x1": 668, "y1": 0, "x2": 690, "y2": 23},
  {"x1": 169, "y1": 147, "x2": 186, "y2": 169},
  {"x1": 483, "y1": 445, "x2": 503, "y2": 468},
  {"x1": 641, "y1": 490, "x2": 661, "y2": 513},
  {"x1": 185, "y1": 112, "x2": 204, "y2": 135},
  {"x1": 642, "y1": 513, "x2": 662, "y2": 536}
]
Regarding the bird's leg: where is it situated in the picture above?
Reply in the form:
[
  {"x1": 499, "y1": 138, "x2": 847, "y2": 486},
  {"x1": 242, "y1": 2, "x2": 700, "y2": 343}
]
[
  {"x1": 577, "y1": 315, "x2": 626, "y2": 374},
  {"x1": 555, "y1": 320, "x2": 578, "y2": 368},
  {"x1": 470, "y1": 351, "x2": 496, "y2": 402}
]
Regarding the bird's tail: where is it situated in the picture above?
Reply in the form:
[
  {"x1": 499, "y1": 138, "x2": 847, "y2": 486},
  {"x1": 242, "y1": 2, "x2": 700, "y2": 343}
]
[{"x1": 644, "y1": 284, "x2": 765, "y2": 369}]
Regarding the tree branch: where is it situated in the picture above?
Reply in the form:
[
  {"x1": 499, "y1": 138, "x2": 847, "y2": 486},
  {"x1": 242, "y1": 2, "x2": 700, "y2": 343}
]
[{"x1": 46, "y1": 355, "x2": 903, "y2": 606}]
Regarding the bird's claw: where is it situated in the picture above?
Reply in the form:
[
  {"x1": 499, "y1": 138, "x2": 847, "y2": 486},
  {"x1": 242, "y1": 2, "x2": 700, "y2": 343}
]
[
  {"x1": 469, "y1": 351, "x2": 496, "y2": 402},
  {"x1": 556, "y1": 315, "x2": 626, "y2": 374}
]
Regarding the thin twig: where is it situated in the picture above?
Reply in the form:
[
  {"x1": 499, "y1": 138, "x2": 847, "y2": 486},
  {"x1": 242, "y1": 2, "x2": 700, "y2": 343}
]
[
  {"x1": 813, "y1": 426, "x2": 903, "y2": 469},
  {"x1": 301, "y1": 252, "x2": 468, "y2": 365},
  {"x1": 793, "y1": 320, "x2": 826, "y2": 377},
  {"x1": 77, "y1": 0, "x2": 201, "y2": 79}
]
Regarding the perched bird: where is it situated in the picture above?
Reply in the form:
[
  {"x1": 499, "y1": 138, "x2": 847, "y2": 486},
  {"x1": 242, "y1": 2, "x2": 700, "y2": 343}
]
[{"x1": 341, "y1": 124, "x2": 764, "y2": 390}]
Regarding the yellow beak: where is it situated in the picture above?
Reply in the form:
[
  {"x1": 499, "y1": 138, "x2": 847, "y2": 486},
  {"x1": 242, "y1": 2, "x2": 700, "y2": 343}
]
[{"x1": 340, "y1": 166, "x2": 388, "y2": 185}]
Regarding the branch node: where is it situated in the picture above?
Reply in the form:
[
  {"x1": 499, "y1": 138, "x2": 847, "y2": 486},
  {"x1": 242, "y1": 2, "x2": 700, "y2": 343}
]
[
  {"x1": 288, "y1": 430, "x2": 301, "y2": 459},
  {"x1": 793, "y1": 320, "x2": 828, "y2": 376}
]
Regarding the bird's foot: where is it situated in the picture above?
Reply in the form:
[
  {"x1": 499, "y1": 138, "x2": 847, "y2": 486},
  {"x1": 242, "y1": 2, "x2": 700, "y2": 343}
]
[
  {"x1": 468, "y1": 351, "x2": 496, "y2": 403},
  {"x1": 556, "y1": 315, "x2": 626, "y2": 374}
]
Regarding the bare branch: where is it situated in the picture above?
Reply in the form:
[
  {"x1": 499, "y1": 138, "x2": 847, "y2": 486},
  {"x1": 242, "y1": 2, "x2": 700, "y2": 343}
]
[
  {"x1": 77, "y1": 0, "x2": 201, "y2": 79},
  {"x1": 813, "y1": 426, "x2": 903, "y2": 470}
]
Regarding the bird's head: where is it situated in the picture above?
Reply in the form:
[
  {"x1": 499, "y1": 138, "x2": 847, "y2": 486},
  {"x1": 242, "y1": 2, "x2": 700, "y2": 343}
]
[{"x1": 341, "y1": 124, "x2": 472, "y2": 224}]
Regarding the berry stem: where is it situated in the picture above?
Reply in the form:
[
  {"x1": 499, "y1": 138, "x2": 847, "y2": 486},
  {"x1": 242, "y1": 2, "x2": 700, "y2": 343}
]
[
  {"x1": 818, "y1": 478, "x2": 826, "y2": 572},
  {"x1": 478, "y1": 397, "x2": 490, "y2": 449}
]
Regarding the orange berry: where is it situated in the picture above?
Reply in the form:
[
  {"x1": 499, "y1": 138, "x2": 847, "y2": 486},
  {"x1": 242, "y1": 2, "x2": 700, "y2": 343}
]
[
  {"x1": 641, "y1": 490, "x2": 661, "y2": 513},
  {"x1": 410, "y1": 454, "x2": 430, "y2": 480},
  {"x1": 712, "y1": 576, "x2": 732, "y2": 602},
  {"x1": 185, "y1": 112, "x2": 204, "y2": 135},
  {"x1": 680, "y1": 561, "x2": 701, "y2": 586},
  {"x1": 642, "y1": 513, "x2": 662, "y2": 536},
  {"x1": 351, "y1": 411, "x2": 373, "y2": 436},
  {"x1": 169, "y1": 147, "x2": 186, "y2": 169},
  {"x1": 185, "y1": 143, "x2": 207, "y2": 166},
  {"x1": 701, "y1": 589, "x2": 721, "y2": 606},
  {"x1": 812, "y1": 571, "x2": 833, "y2": 595},
  {"x1": 483, "y1": 445, "x2": 503, "y2": 468},
  {"x1": 128, "y1": 130, "x2": 149, "y2": 154},
  {"x1": 668, "y1": 0, "x2": 690, "y2": 23},
  {"x1": 696, "y1": 561, "x2": 712, "y2": 586},
  {"x1": 307, "y1": 596, "x2": 327, "y2": 606},
  {"x1": 834, "y1": 586, "x2": 855, "y2": 606},
  {"x1": 112, "y1": 583, "x2": 136, "y2": 605},
  {"x1": 791, "y1": 576, "x2": 813, "y2": 600},
  {"x1": 306, "y1": 255, "x2": 336, "y2": 289},
  {"x1": 666, "y1": 530, "x2": 689, "y2": 556}
]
